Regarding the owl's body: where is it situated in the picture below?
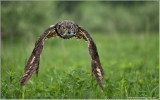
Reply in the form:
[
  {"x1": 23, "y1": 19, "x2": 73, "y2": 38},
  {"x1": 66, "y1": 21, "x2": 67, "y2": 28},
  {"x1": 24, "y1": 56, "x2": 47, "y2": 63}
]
[{"x1": 19, "y1": 20, "x2": 104, "y2": 90}]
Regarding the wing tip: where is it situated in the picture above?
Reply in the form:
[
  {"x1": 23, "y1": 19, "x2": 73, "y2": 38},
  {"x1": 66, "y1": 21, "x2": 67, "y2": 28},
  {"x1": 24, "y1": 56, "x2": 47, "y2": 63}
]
[
  {"x1": 19, "y1": 78, "x2": 26, "y2": 86},
  {"x1": 19, "y1": 74, "x2": 31, "y2": 86}
]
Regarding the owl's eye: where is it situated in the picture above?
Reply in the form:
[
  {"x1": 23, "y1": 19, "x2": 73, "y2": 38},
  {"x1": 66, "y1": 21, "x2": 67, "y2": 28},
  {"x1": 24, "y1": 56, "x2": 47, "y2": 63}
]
[{"x1": 63, "y1": 28, "x2": 67, "y2": 31}]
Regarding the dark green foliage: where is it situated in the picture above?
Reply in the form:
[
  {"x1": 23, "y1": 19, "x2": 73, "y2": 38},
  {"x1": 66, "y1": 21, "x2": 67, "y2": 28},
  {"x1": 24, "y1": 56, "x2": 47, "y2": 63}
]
[{"x1": 1, "y1": 1, "x2": 159, "y2": 39}]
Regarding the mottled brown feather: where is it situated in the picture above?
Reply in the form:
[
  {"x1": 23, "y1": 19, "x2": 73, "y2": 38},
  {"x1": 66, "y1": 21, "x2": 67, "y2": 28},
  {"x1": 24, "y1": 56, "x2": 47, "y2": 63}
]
[
  {"x1": 19, "y1": 25, "x2": 56, "y2": 85},
  {"x1": 19, "y1": 20, "x2": 104, "y2": 90},
  {"x1": 78, "y1": 27, "x2": 104, "y2": 90}
]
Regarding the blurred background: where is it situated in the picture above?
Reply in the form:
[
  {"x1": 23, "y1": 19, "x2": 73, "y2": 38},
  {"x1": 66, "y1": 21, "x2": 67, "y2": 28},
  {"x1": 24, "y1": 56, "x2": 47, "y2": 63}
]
[
  {"x1": 1, "y1": 1, "x2": 159, "y2": 99},
  {"x1": 1, "y1": 1, "x2": 159, "y2": 39}
]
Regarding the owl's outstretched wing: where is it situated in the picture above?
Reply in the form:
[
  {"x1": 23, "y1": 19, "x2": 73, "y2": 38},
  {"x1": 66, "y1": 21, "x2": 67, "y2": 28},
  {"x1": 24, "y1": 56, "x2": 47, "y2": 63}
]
[
  {"x1": 19, "y1": 25, "x2": 57, "y2": 85},
  {"x1": 77, "y1": 27, "x2": 104, "y2": 90}
]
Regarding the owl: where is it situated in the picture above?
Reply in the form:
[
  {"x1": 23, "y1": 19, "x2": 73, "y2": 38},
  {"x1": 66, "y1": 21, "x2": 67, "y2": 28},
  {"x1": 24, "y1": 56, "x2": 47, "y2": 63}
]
[{"x1": 19, "y1": 20, "x2": 104, "y2": 90}]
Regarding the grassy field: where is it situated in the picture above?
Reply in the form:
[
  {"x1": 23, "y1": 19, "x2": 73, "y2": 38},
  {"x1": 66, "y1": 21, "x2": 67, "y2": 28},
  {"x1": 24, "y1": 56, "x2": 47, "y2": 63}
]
[{"x1": 1, "y1": 33, "x2": 159, "y2": 99}]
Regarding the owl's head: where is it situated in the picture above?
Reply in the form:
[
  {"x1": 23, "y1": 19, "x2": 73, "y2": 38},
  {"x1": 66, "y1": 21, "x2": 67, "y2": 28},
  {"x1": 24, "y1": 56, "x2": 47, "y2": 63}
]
[{"x1": 56, "y1": 20, "x2": 78, "y2": 39}]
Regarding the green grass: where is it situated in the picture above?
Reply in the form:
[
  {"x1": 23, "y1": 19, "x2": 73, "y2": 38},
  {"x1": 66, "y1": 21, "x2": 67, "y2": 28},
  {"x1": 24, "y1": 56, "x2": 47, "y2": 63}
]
[{"x1": 1, "y1": 33, "x2": 159, "y2": 99}]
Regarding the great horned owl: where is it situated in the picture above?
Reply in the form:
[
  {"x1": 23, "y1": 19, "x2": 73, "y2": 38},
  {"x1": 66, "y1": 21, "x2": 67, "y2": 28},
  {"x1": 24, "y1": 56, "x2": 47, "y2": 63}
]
[{"x1": 19, "y1": 20, "x2": 104, "y2": 89}]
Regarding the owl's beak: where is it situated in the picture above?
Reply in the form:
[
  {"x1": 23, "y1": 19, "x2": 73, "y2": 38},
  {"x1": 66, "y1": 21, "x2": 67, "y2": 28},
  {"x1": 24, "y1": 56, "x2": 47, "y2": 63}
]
[{"x1": 67, "y1": 30, "x2": 71, "y2": 34}]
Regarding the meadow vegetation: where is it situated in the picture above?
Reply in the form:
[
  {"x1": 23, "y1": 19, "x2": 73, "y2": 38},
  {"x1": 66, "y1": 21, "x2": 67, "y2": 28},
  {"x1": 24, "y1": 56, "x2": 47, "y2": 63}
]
[{"x1": 1, "y1": 1, "x2": 159, "y2": 99}]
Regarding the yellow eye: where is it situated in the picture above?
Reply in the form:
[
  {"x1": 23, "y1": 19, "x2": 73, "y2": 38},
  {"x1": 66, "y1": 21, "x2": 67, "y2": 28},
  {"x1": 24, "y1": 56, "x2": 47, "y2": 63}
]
[{"x1": 63, "y1": 28, "x2": 67, "y2": 31}]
